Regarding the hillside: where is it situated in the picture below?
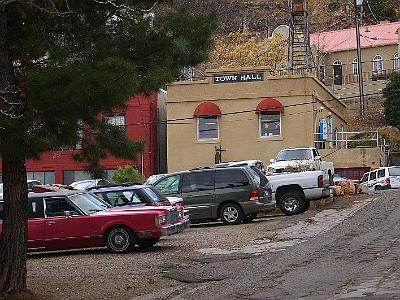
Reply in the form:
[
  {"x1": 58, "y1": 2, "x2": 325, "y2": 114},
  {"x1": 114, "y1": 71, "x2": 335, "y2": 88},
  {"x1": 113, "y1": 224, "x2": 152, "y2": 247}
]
[{"x1": 172, "y1": 0, "x2": 399, "y2": 34}]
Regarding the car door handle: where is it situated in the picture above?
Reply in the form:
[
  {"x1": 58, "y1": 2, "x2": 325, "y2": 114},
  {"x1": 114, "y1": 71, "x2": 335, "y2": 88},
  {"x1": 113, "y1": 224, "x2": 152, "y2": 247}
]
[{"x1": 46, "y1": 221, "x2": 56, "y2": 226}]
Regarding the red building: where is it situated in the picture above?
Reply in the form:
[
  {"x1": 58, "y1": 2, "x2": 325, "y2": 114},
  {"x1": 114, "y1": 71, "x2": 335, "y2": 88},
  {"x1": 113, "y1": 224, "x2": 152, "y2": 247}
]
[{"x1": 0, "y1": 94, "x2": 160, "y2": 185}]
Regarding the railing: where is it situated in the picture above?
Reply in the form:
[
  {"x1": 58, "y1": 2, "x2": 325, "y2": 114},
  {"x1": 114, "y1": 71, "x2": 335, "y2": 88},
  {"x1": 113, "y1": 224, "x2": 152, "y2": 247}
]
[
  {"x1": 313, "y1": 131, "x2": 385, "y2": 150},
  {"x1": 323, "y1": 69, "x2": 396, "y2": 86}
]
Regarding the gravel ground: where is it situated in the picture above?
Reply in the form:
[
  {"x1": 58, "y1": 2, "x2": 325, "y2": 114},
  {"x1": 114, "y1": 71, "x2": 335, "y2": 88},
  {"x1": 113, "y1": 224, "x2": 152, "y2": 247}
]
[{"x1": 26, "y1": 193, "x2": 372, "y2": 300}]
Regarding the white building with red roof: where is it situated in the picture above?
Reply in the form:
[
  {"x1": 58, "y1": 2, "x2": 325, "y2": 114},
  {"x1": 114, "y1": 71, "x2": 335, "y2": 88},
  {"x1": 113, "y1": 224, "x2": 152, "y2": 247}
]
[{"x1": 310, "y1": 20, "x2": 400, "y2": 97}]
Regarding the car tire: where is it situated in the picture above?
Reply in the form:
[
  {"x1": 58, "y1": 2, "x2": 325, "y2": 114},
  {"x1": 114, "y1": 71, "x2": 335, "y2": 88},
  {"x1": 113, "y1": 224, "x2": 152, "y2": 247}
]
[
  {"x1": 243, "y1": 213, "x2": 257, "y2": 223},
  {"x1": 375, "y1": 185, "x2": 382, "y2": 191},
  {"x1": 220, "y1": 203, "x2": 244, "y2": 225},
  {"x1": 279, "y1": 192, "x2": 305, "y2": 216},
  {"x1": 106, "y1": 227, "x2": 136, "y2": 253},
  {"x1": 137, "y1": 237, "x2": 160, "y2": 248}
]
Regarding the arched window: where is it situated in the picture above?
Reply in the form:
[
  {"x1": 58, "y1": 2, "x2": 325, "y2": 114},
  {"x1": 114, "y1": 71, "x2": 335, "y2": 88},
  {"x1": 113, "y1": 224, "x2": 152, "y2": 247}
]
[
  {"x1": 352, "y1": 58, "x2": 358, "y2": 75},
  {"x1": 256, "y1": 98, "x2": 284, "y2": 137},
  {"x1": 372, "y1": 54, "x2": 383, "y2": 74},
  {"x1": 394, "y1": 53, "x2": 400, "y2": 71},
  {"x1": 333, "y1": 60, "x2": 343, "y2": 85},
  {"x1": 193, "y1": 101, "x2": 221, "y2": 140}
]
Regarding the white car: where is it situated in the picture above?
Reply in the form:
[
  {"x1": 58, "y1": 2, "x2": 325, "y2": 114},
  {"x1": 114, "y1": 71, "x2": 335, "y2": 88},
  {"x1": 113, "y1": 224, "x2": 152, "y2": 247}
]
[
  {"x1": 0, "y1": 179, "x2": 43, "y2": 200},
  {"x1": 360, "y1": 166, "x2": 400, "y2": 191}
]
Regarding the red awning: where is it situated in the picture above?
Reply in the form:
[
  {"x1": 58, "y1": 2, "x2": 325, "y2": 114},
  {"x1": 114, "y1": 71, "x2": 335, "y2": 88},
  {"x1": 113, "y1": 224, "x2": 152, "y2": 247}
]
[
  {"x1": 193, "y1": 101, "x2": 221, "y2": 116},
  {"x1": 256, "y1": 98, "x2": 284, "y2": 113}
]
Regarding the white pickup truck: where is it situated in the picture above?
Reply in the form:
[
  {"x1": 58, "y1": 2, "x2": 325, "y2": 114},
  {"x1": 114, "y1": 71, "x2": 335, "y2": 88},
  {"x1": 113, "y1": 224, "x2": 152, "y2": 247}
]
[
  {"x1": 267, "y1": 170, "x2": 330, "y2": 215},
  {"x1": 215, "y1": 159, "x2": 331, "y2": 216},
  {"x1": 267, "y1": 147, "x2": 334, "y2": 184}
]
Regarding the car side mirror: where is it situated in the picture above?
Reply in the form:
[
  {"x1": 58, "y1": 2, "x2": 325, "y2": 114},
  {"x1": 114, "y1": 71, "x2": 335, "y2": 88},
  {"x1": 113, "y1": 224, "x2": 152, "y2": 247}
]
[
  {"x1": 269, "y1": 159, "x2": 275, "y2": 163},
  {"x1": 314, "y1": 156, "x2": 321, "y2": 161},
  {"x1": 64, "y1": 211, "x2": 72, "y2": 218}
]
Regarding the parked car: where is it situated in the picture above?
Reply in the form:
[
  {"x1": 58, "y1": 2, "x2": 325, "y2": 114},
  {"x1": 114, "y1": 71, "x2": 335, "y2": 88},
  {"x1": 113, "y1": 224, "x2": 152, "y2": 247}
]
[
  {"x1": 150, "y1": 166, "x2": 275, "y2": 225},
  {"x1": 267, "y1": 170, "x2": 330, "y2": 215},
  {"x1": 360, "y1": 166, "x2": 400, "y2": 191},
  {"x1": 267, "y1": 147, "x2": 334, "y2": 183},
  {"x1": 0, "y1": 179, "x2": 43, "y2": 200},
  {"x1": 215, "y1": 160, "x2": 266, "y2": 174},
  {"x1": 0, "y1": 190, "x2": 189, "y2": 252},
  {"x1": 70, "y1": 179, "x2": 111, "y2": 190},
  {"x1": 145, "y1": 174, "x2": 168, "y2": 185}
]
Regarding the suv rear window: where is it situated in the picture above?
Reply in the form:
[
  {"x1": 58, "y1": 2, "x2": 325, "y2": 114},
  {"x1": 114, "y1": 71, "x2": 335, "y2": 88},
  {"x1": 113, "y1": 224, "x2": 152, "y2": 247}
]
[
  {"x1": 389, "y1": 167, "x2": 400, "y2": 176},
  {"x1": 249, "y1": 166, "x2": 269, "y2": 186},
  {"x1": 182, "y1": 171, "x2": 214, "y2": 193},
  {"x1": 215, "y1": 169, "x2": 249, "y2": 189}
]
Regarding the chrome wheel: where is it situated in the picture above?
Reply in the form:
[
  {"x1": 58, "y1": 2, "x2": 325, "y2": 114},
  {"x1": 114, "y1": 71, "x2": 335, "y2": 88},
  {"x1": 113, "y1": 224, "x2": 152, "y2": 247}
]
[
  {"x1": 279, "y1": 192, "x2": 305, "y2": 216},
  {"x1": 220, "y1": 203, "x2": 244, "y2": 225},
  {"x1": 282, "y1": 197, "x2": 300, "y2": 213},
  {"x1": 223, "y1": 206, "x2": 239, "y2": 223},
  {"x1": 107, "y1": 228, "x2": 132, "y2": 252}
]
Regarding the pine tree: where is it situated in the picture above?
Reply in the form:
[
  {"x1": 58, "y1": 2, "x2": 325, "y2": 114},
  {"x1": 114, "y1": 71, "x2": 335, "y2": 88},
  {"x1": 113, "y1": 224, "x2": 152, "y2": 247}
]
[
  {"x1": 0, "y1": 1, "x2": 217, "y2": 296},
  {"x1": 383, "y1": 72, "x2": 400, "y2": 129}
]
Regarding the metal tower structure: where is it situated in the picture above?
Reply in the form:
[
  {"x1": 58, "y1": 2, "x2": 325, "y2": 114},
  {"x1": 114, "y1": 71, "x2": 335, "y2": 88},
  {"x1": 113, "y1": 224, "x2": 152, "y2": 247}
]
[{"x1": 288, "y1": 0, "x2": 314, "y2": 70}]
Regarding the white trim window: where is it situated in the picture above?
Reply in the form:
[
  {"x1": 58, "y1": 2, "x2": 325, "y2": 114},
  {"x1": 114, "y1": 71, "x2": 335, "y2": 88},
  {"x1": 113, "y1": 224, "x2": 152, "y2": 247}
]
[
  {"x1": 197, "y1": 116, "x2": 219, "y2": 140},
  {"x1": 259, "y1": 112, "x2": 281, "y2": 137},
  {"x1": 105, "y1": 114, "x2": 126, "y2": 132},
  {"x1": 352, "y1": 58, "x2": 359, "y2": 75},
  {"x1": 372, "y1": 54, "x2": 383, "y2": 74},
  {"x1": 394, "y1": 53, "x2": 400, "y2": 70}
]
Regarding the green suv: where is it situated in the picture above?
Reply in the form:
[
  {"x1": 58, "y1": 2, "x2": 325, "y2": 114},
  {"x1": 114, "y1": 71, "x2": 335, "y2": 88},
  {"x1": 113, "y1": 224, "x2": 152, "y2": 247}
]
[{"x1": 150, "y1": 166, "x2": 275, "y2": 225}]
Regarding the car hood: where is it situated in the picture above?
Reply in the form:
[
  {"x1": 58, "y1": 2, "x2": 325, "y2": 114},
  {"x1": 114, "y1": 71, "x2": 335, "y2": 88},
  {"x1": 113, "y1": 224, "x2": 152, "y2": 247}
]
[
  {"x1": 268, "y1": 160, "x2": 313, "y2": 170},
  {"x1": 92, "y1": 205, "x2": 174, "y2": 216}
]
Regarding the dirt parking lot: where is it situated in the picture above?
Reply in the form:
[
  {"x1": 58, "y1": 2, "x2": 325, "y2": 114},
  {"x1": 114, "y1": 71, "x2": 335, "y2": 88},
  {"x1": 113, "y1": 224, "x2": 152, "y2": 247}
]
[{"x1": 26, "y1": 194, "x2": 369, "y2": 300}]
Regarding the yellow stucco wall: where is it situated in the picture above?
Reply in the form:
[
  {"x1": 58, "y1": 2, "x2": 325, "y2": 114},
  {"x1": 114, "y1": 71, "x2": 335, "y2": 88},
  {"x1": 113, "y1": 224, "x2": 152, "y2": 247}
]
[
  {"x1": 166, "y1": 70, "x2": 348, "y2": 172},
  {"x1": 319, "y1": 148, "x2": 382, "y2": 169}
]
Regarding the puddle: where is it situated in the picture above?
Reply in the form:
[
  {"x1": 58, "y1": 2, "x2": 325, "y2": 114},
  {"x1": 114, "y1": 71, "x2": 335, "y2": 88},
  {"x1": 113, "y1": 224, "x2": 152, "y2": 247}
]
[{"x1": 199, "y1": 198, "x2": 375, "y2": 256}]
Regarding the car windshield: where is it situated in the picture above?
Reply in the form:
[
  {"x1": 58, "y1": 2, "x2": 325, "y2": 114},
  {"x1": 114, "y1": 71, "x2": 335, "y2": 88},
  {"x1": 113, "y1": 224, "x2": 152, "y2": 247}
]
[
  {"x1": 146, "y1": 174, "x2": 166, "y2": 185},
  {"x1": 142, "y1": 187, "x2": 168, "y2": 203},
  {"x1": 69, "y1": 193, "x2": 110, "y2": 214},
  {"x1": 276, "y1": 149, "x2": 313, "y2": 161},
  {"x1": 389, "y1": 167, "x2": 400, "y2": 176}
]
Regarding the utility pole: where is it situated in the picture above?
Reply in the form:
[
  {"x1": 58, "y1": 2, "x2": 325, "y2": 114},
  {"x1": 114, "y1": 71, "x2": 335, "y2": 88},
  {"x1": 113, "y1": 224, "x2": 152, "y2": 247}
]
[{"x1": 355, "y1": 0, "x2": 365, "y2": 116}]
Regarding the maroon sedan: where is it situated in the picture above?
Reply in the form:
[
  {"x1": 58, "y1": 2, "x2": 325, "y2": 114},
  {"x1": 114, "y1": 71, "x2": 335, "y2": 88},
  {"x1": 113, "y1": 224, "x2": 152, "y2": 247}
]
[{"x1": 0, "y1": 190, "x2": 189, "y2": 253}]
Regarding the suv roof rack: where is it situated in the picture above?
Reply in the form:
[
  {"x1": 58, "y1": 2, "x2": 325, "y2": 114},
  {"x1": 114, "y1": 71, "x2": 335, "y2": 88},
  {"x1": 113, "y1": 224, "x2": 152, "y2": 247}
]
[{"x1": 189, "y1": 166, "x2": 214, "y2": 171}]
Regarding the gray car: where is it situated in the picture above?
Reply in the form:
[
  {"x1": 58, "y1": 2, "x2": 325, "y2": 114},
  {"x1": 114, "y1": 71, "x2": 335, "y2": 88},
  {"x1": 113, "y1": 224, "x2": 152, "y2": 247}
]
[{"x1": 150, "y1": 166, "x2": 275, "y2": 225}]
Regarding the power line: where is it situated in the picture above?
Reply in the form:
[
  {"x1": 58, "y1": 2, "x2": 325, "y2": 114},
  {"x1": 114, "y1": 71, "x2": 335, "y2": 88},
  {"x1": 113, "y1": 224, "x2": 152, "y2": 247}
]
[{"x1": 120, "y1": 91, "x2": 383, "y2": 127}]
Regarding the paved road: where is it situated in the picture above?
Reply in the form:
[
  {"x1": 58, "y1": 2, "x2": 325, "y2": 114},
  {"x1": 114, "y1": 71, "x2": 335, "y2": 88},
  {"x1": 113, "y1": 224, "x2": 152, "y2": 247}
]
[
  {"x1": 27, "y1": 191, "x2": 400, "y2": 300},
  {"x1": 137, "y1": 190, "x2": 400, "y2": 300}
]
